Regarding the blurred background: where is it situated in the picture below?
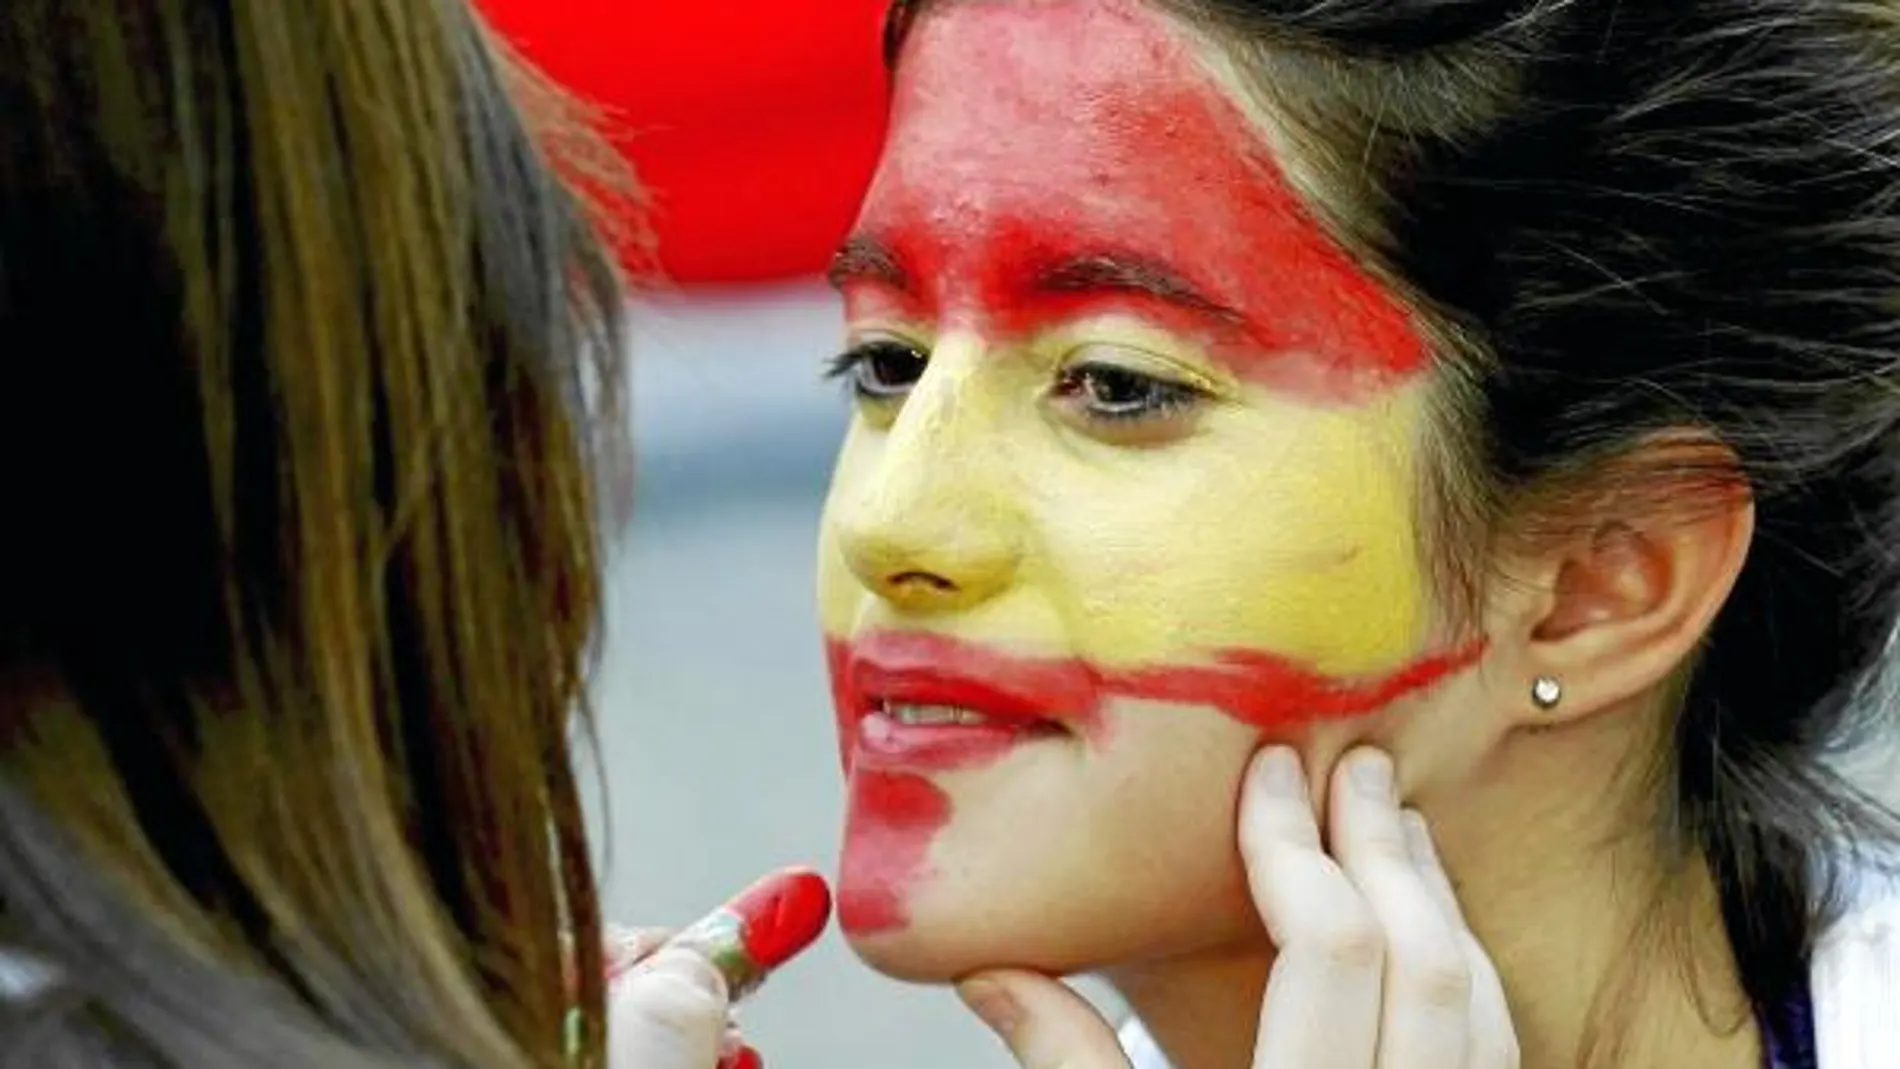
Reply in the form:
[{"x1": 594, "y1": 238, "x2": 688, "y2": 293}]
[{"x1": 475, "y1": 4, "x2": 1898, "y2": 1067}]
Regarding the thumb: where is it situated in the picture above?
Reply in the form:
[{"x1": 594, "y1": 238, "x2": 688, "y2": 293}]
[
  {"x1": 607, "y1": 948, "x2": 730, "y2": 1069},
  {"x1": 956, "y1": 970, "x2": 1132, "y2": 1069}
]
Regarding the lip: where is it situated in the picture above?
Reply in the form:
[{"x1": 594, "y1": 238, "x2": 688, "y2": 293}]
[{"x1": 837, "y1": 630, "x2": 1102, "y2": 771}]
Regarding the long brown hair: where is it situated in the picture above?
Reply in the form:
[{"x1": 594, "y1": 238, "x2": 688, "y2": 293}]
[{"x1": 0, "y1": 1, "x2": 630, "y2": 1065}]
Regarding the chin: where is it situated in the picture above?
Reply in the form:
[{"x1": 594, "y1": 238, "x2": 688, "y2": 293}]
[
  {"x1": 840, "y1": 924, "x2": 986, "y2": 983},
  {"x1": 835, "y1": 880, "x2": 1152, "y2": 983}
]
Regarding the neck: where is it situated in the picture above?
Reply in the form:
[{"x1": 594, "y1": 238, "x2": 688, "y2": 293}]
[{"x1": 1105, "y1": 718, "x2": 1766, "y2": 1069}]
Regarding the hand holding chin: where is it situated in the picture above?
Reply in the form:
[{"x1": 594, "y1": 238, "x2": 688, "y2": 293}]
[{"x1": 956, "y1": 747, "x2": 1520, "y2": 1069}]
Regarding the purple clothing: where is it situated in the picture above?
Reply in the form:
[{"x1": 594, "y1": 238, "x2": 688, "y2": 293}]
[{"x1": 1763, "y1": 975, "x2": 1817, "y2": 1069}]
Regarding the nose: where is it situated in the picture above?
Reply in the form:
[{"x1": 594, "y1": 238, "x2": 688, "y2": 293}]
[{"x1": 830, "y1": 342, "x2": 1024, "y2": 615}]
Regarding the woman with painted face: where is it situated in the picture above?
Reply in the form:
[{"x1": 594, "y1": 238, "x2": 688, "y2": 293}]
[{"x1": 819, "y1": 1, "x2": 1900, "y2": 1067}]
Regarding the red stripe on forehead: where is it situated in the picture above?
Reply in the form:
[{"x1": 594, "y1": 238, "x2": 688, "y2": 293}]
[{"x1": 850, "y1": 0, "x2": 1427, "y2": 398}]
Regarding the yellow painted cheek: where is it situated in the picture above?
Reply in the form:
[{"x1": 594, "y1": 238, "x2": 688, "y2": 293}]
[
  {"x1": 818, "y1": 362, "x2": 1436, "y2": 684},
  {"x1": 1040, "y1": 386, "x2": 1432, "y2": 678}
]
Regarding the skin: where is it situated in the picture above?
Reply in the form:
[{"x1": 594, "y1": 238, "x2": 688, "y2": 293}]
[
  {"x1": 819, "y1": 0, "x2": 1466, "y2": 974},
  {"x1": 819, "y1": 2, "x2": 1765, "y2": 1066}
]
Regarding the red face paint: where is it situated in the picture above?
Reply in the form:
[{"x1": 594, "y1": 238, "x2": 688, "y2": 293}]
[
  {"x1": 828, "y1": 630, "x2": 1085, "y2": 935},
  {"x1": 825, "y1": 630, "x2": 1482, "y2": 935},
  {"x1": 836, "y1": 0, "x2": 1425, "y2": 399},
  {"x1": 838, "y1": 769, "x2": 949, "y2": 934},
  {"x1": 831, "y1": 631, "x2": 1482, "y2": 742}
]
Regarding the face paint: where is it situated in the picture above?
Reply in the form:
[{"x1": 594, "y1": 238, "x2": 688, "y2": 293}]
[
  {"x1": 837, "y1": 770, "x2": 947, "y2": 934},
  {"x1": 832, "y1": 631, "x2": 1483, "y2": 741},
  {"x1": 819, "y1": 1, "x2": 1471, "y2": 955},
  {"x1": 831, "y1": 0, "x2": 1426, "y2": 401}
]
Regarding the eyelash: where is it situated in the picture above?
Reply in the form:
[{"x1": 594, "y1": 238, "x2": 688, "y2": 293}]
[
  {"x1": 1051, "y1": 362, "x2": 1207, "y2": 423},
  {"x1": 823, "y1": 340, "x2": 925, "y2": 403},
  {"x1": 824, "y1": 340, "x2": 1210, "y2": 425}
]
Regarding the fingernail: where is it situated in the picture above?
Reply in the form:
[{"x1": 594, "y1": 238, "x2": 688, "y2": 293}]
[
  {"x1": 958, "y1": 978, "x2": 1022, "y2": 1038},
  {"x1": 1253, "y1": 747, "x2": 1302, "y2": 796},
  {"x1": 719, "y1": 1047, "x2": 763, "y2": 1069},
  {"x1": 644, "y1": 948, "x2": 725, "y2": 999},
  {"x1": 1350, "y1": 750, "x2": 1393, "y2": 797}
]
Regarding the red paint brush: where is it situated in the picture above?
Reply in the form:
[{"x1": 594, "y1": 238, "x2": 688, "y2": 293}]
[{"x1": 627, "y1": 867, "x2": 833, "y2": 1002}]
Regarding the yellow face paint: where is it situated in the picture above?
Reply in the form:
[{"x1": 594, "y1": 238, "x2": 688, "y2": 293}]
[
  {"x1": 819, "y1": 316, "x2": 1439, "y2": 702},
  {"x1": 814, "y1": 0, "x2": 1481, "y2": 948}
]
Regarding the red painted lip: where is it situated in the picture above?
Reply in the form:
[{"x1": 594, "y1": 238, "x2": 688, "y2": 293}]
[{"x1": 838, "y1": 630, "x2": 1101, "y2": 771}]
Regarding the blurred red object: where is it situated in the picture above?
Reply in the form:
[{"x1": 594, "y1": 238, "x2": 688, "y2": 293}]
[{"x1": 478, "y1": 0, "x2": 891, "y2": 285}]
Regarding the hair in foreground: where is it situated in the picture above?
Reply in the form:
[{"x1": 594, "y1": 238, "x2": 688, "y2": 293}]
[
  {"x1": 0, "y1": 1, "x2": 628, "y2": 1066},
  {"x1": 889, "y1": 0, "x2": 1900, "y2": 1046}
]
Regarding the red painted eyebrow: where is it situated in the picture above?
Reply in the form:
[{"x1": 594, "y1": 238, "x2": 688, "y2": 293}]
[
  {"x1": 828, "y1": 235, "x2": 911, "y2": 292},
  {"x1": 829, "y1": 235, "x2": 1246, "y2": 325}
]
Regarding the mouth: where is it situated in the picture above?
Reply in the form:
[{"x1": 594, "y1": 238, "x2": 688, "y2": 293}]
[{"x1": 838, "y1": 630, "x2": 1100, "y2": 771}]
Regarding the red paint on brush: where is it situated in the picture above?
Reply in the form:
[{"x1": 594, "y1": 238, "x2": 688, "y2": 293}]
[
  {"x1": 725, "y1": 868, "x2": 833, "y2": 970},
  {"x1": 837, "y1": 769, "x2": 950, "y2": 934},
  {"x1": 834, "y1": 0, "x2": 1426, "y2": 400}
]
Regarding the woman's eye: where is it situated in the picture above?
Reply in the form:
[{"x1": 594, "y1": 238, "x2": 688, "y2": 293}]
[
  {"x1": 825, "y1": 340, "x2": 928, "y2": 402},
  {"x1": 1052, "y1": 363, "x2": 1205, "y2": 423}
]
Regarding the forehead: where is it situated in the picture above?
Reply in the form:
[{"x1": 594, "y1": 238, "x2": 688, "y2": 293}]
[
  {"x1": 871, "y1": 1, "x2": 1254, "y2": 244},
  {"x1": 861, "y1": 0, "x2": 1427, "y2": 392}
]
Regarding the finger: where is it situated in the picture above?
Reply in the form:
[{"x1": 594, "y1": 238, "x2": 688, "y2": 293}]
[
  {"x1": 719, "y1": 1023, "x2": 745, "y2": 1060},
  {"x1": 957, "y1": 969, "x2": 1132, "y2": 1069},
  {"x1": 606, "y1": 925, "x2": 675, "y2": 982},
  {"x1": 1401, "y1": 813, "x2": 1520, "y2": 1069},
  {"x1": 607, "y1": 948, "x2": 730, "y2": 1069},
  {"x1": 1240, "y1": 747, "x2": 1382, "y2": 1069},
  {"x1": 1329, "y1": 752, "x2": 1469, "y2": 1069}
]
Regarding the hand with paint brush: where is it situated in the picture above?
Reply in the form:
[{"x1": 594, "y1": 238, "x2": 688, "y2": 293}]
[{"x1": 604, "y1": 868, "x2": 832, "y2": 1069}]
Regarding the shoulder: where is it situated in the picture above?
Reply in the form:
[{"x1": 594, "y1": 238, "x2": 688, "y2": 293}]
[{"x1": 1812, "y1": 854, "x2": 1900, "y2": 1068}]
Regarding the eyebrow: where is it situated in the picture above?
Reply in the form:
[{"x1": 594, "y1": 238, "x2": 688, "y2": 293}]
[
  {"x1": 1033, "y1": 253, "x2": 1245, "y2": 324},
  {"x1": 827, "y1": 236, "x2": 911, "y2": 293},
  {"x1": 825, "y1": 240, "x2": 1246, "y2": 326}
]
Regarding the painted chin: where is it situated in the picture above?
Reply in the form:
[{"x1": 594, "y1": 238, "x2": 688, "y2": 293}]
[
  {"x1": 827, "y1": 632, "x2": 1104, "y2": 941},
  {"x1": 825, "y1": 631, "x2": 1485, "y2": 944},
  {"x1": 834, "y1": 732, "x2": 1079, "y2": 946},
  {"x1": 835, "y1": 771, "x2": 978, "y2": 979}
]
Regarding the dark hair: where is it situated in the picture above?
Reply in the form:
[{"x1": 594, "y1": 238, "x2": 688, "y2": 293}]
[
  {"x1": 889, "y1": 0, "x2": 1900, "y2": 1040},
  {"x1": 0, "y1": 1, "x2": 629, "y2": 1065}
]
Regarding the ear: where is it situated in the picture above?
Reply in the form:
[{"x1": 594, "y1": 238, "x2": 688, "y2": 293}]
[{"x1": 1487, "y1": 454, "x2": 1755, "y2": 726}]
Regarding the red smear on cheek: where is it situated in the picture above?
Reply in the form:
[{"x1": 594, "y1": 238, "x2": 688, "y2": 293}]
[
  {"x1": 829, "y1": 630, "x2": 1485, "y2": 735},
  {"x1": 851, "y1": 1, "x2": 1425, "y2": 398},
  {"x1": 1103, "y1": 640, "x2": 1488, "y2": 727},
  {"x1": 837, "y1": 770, "x2": 949, "y2": 935}
]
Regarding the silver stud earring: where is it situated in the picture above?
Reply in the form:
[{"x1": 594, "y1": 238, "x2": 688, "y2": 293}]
[{"x1": 1531, "y1": 676, "x2": 1563, "y2": 711}]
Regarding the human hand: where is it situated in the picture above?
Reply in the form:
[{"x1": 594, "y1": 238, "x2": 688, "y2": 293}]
[
  {"x1": 955, "y1": 747, "x2": 1520, "y2": 1068},
  {"x1": 604, "y1": 865, "x2": 830, "y2": 1069},
  {"x1": 606, "y1": 926, "x2": 757, "y2": 1069}
]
